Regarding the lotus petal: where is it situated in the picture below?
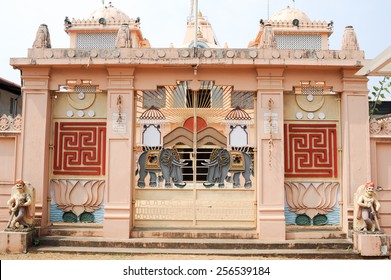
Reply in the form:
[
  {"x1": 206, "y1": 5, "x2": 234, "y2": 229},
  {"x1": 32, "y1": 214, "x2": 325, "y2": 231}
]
[
  {"x1": 317, "y1": 209, "x2": 328, "y2": 215},
  {"x1": 84, "y1": 180, "x2": 94, "y2": 205},
  {"x1": 90, "y1": 181, "x2": 105, "y2": 207},
  {"x1": 288, "y1": 183, "x2": 302, "y2": 208},
  {"x1": 58, "y1": 180, "x2": 68, "y2": 206},
  {"x1": 84, "y1": 206, "x2": 95, "y2": 212},
  {"x1": 316, "y1": 183, "x2": 327, "y2": 207},
  {"x1": 302, "y1": 184, "x2": 322, "y2": 208},
  {"x1": 65, "y1": 180, "x2": 74, "y2": 205},
  {"x1": 297, "y1": 183, "x2": 307, "y2": 208},
  {"x1": 285, "y1": 183, "x2": 299, "y2": 209},
  {"x1": 72, "y1": 205, "x2": 85, "y2": 217},
  {"x1": 305, "y1": 208, "x2": 318, "y2": 219},
  {"x1": 327, "y1": 183, "x2": 340, "y2": 208},
  {"x1": 296, "y1": 209, "x2": 306, "y2": 214},
  {"x1": 69, "y1": 181, "x2": 88, "y2": 205},
  {"x1": 52, "y1": 180, "x2": 63, "y2": 206},
  {"x1": 94, "y1": 181, "x2": 105, "y2": 207}
]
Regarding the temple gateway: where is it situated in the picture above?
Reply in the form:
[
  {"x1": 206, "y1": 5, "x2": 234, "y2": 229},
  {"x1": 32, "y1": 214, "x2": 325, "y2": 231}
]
[{"x1": 1, "y1": 3, "x2": 390, "y2": 256}]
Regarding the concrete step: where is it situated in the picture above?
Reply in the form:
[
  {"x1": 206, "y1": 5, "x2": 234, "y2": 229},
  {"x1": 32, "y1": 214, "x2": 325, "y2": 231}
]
[
  {"x1": 130, "y1": 228, "x2": 258, "y2": 239},
  {"x1": 35, "y1": 236, "x2": 353, "y2": 250},
  {"x1": 45, "y1": 224, "x2": 103, "y2": 237},
  {"x1": 28, "y1": 245, "x2": 362, "y2": 259},
  {"x1": 286, "y1": 226, "x2": 347, "y2": 240}
]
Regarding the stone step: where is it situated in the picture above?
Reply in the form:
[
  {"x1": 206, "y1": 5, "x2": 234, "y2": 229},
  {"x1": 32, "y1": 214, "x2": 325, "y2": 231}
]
[
  {"x1": 45, "y1": 224, "x2": 103, "y2": 237},
  {"x1": 286, "y1": 226, "x2": 347, "y2": 240},
  {"x1": 28, "y1": 245, "x2": 362, "y2": 259},
  {"x1": 35, "y1": 236, "x2": 353, "y2": 251},
  {"x1": 130, "y1": 228, "x2": 258, "y2": 239}
]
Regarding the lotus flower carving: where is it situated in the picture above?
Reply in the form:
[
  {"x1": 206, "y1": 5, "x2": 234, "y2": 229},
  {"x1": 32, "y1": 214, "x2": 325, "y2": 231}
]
[
  {"x1": 51, "y1": 180, "x2": 105, "y2": 217},
  {"x1": 284, "y1": 182, "x2": 340, "y2": 219}
]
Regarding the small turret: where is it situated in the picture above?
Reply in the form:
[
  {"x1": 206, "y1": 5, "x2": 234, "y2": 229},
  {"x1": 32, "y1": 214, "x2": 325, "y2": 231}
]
[{"x1": 341, "y1": 26, "x2": 360, "y2": 51}]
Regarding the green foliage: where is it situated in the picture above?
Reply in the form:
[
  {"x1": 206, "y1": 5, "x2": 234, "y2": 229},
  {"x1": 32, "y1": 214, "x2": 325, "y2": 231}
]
[{"x1": 369, "y1": 76, "x2": 391, "y2": 118}]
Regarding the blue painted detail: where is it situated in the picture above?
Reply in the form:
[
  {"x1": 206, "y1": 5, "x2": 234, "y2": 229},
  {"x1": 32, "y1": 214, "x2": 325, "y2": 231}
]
[
  {"x1": 50, "y1": 204, "x2": 64, "y2": 223},
  {"x1": 285, "y1": 205, "x2": 340, "y2": 225},
  {"x1": 50, "y1": 204, "x2": 105, "y2": 223}
]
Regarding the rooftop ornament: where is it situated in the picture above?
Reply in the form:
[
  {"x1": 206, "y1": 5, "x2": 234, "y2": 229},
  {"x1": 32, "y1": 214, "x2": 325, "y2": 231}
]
[
  {"x1": 341, "y1": 25, "x2": 360, "y2": 51},
  {"x1": 138, "y1": 106, "x2": 167, "y2": 124},
  {"x1": 32, "y1": 24, "x2": 51, "y2": 49},
  {"x1": 224, "y1": 106, "x2": 253, "y2": 125}
]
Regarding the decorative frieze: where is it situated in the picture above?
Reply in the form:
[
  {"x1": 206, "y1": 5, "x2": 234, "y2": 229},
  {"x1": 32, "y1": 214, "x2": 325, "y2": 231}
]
[
  {"x1": 0, "y1": 114, "x2": 22, "y2": 132},
  {"x1": 25, "y1": 48, "x2": 365, "y2": 63},
  {"x1": 369, "y1": 118, "x2": 391, "y2": 135}
]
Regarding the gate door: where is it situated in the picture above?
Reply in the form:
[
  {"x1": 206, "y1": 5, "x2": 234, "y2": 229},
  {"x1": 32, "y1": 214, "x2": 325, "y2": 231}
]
[{"x1": 134, "y1": 81, "x2": 256, "y2": 228}]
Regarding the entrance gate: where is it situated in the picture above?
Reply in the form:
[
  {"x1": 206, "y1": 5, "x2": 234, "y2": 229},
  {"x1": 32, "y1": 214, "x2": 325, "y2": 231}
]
[{"x1": 134, "y1": 81, "x2": 256, "y2": 228}]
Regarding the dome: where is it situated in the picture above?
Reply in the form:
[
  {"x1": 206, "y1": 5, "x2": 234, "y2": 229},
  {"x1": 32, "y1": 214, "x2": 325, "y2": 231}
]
[
  {"x1": 224, "y1": 106, "x2": 253, "y2": 124},
  {"x1": 138, "y1": 106, "x2": 167, "y2": 124},
  {"x1": 270, "y1": 6, "x2": 311, "y2": 23},
  {"x1": 89, "y1": 6, "x2": 130, "y2": 22}
]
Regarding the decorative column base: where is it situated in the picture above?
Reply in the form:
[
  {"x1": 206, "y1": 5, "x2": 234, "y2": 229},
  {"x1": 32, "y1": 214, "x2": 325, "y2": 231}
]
[
  {"x1": 103, "y1": 205, "x2": 132, "y2": 239},
  {"x1": 352, "y1": 231, "x2": 390, "y2": 257},
  {"x1": 258, "y1": 206, "x2": 286, "y2": 240},
  {"x1": 0, "y1": 229, "x2": 37, "y2": 254}
]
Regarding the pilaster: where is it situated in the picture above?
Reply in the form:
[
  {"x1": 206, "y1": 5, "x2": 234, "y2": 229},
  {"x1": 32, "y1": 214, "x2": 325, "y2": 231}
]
[
  {"x1": 340, "y1": 69, "x2": 370, "y2": 232},
  {"x1": 256, "y1": 68, "x2": 286, "y2": 240},
  {"x1": 104, "y1": 67, "x2": 135, "y2": 238},
  {"x1": 20, "y1": 68, "x2": 51, "y2": 230}
]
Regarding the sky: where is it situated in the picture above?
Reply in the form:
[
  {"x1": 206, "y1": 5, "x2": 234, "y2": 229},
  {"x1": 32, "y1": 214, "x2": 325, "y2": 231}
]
[{"x1": 1, "y1": 0, "x2": 391, "y2": 85}]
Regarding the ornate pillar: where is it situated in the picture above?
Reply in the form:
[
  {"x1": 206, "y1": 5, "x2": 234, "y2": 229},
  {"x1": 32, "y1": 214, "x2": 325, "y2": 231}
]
[
  {"x1": 104, "y1": 67, "x2": 135, "y2": 238},
  {"x1": 341, "y1": 69, "x2": 370, "y2": 232},
  {"x1": 256, "y1": 68, "x2": 286, "y2": 240},
  {"x1": 20, "y1": 68, "x2": 51, "y2": 231}
]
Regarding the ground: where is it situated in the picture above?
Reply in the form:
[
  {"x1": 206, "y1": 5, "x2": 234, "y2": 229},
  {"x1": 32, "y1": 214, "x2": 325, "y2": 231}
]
[{"x1": 0, "y1": 252, "x2": 273, "y2": 260}]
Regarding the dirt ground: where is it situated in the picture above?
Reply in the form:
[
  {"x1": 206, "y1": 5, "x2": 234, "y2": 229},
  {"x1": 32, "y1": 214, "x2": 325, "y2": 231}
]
[{"x1": 0, "y1": 252, "x2": 275, "y2": 260}]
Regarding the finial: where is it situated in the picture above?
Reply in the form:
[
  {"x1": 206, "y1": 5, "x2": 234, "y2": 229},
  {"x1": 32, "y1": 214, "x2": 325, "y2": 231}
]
[{"x1": 341, "y1": 25, "x2": 360, "y2": 51}]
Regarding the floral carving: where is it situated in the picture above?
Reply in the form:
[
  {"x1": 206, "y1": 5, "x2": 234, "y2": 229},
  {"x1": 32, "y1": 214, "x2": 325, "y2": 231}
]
[
  {"x1": 0, "y1": 114, "x2": 22, "y2": 131},
  {"x1": 285, "y1": 182, "x2": 340, "y2": 219},
  {"x1": 51, "y1": 180, "x2": 105, "y2": 217},
  {"x1": 0, "y1": 114, "x2": 10, "y2": 131},
  {"x1": 12, "y1": 115, "x2": 22, "y2": 131},
  {"x1": 369, "y1": 118, "x2": 391, "y2": 135}
]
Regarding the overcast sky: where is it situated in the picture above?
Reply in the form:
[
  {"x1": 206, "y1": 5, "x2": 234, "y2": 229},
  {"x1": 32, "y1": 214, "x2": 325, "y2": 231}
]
[{"x1": 1, "y1": 0, "x2": 390, "y2": 85}]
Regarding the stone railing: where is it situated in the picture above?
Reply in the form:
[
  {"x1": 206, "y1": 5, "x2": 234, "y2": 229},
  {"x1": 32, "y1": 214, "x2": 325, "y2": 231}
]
[
  {"x1": 369, "y1": 116, "x2": 391, "y2": 136},
  {"x1": 0, "y1": 114, "x2": 22, "y2": 132}
]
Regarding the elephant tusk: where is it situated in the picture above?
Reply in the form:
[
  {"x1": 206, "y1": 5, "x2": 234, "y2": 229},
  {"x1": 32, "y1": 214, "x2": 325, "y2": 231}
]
[
  {"x1": 172, "y1": 160, "x2": 188, "y2": 167},
  {"x1": 201, "y1": 159, "x2": 217, "y2": 166}
]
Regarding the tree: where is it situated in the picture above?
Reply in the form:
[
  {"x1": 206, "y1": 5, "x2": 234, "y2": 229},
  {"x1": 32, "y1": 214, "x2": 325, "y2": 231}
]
[{"x1": 369, "y1": 76, "x2": 391, "y2": 118}]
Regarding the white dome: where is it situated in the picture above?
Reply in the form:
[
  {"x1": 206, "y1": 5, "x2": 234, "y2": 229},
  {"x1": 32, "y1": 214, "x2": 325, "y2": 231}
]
[
  {"x1": 270, "y1": 6, "x2": 311, "y2": 23},
  {"x1": 89, "y1": 6, "x2": 130, "y2": 21}
]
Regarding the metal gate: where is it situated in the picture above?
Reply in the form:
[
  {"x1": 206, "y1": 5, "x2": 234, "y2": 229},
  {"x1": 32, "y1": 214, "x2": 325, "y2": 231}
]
[{"x1": 134, "y1": 81, "x2": 256, "y2": 228}]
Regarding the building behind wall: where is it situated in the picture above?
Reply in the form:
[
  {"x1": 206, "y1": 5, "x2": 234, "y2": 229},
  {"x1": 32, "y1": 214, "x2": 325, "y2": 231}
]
[
  {"x1": 0, "y1": 77, "x2": 21, "y2": 117},
  {"x1": 4, "y1": 3, "x2": 388, "y2": 243}
]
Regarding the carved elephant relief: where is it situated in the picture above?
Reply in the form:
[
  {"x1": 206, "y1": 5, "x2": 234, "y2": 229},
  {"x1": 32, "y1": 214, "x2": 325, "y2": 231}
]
[
  {"x1": 136, "y1": 148, "x2": 187, "y2": 188},
  {"x1": 202, "y1": 148, "x2": 253, "y2": 188}
]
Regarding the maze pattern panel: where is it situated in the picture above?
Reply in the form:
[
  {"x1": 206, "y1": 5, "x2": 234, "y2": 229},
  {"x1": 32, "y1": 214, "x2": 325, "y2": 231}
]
[
  {"x1": 53, "y1": 122, "x2": 106, "y2": 176},
  {"x1": 284, "y1": 123, "x2": 338, "y2": 178}
]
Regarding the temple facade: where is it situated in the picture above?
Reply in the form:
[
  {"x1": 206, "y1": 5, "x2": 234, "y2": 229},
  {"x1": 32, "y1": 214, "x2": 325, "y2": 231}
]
[{"x1": 2, "y1": 4, "x2": 390, "y2": 244}]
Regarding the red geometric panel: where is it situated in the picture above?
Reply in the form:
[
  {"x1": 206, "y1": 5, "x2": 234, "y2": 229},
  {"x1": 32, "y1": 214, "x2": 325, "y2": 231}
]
[
  {"x1": 284, "y1": 123, "x2": 338, "y2": 178},
  {"x1": 53, "y1": 122, "x2": 106, "y2": 176}
]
